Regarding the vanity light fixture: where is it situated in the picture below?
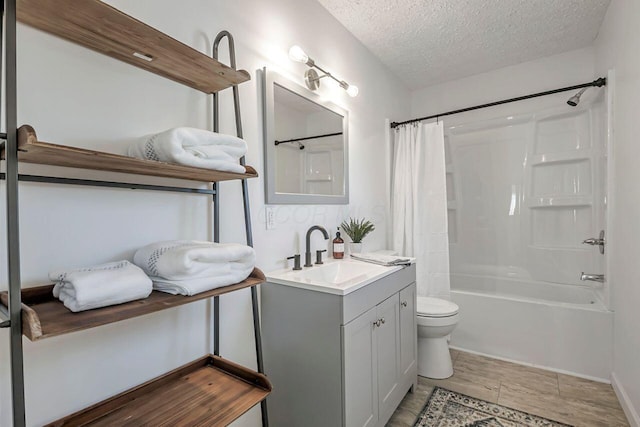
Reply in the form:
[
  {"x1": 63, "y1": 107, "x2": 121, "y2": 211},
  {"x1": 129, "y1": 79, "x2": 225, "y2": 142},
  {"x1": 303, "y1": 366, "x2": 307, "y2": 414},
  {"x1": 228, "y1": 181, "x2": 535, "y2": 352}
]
[{"x1": 288, "y1": 45, "x2": 359, "y2": 97}]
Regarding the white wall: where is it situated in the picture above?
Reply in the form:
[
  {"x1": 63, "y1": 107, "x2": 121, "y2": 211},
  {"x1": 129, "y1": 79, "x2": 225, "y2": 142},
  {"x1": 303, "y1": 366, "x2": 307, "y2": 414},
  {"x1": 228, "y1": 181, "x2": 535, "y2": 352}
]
[
  {"x1": 0, "y1": 0, "x2": 409, "y2": 425},
  {"x1": 594, "y1": 0, "x2": 640, "y2": 424}
]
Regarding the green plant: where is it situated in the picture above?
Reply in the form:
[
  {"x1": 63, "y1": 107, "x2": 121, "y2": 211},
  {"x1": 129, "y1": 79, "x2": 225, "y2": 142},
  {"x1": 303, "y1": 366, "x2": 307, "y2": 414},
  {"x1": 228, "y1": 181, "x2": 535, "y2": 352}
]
[{"x1": 340, "y1": 217, "x2": 375, "y2": 243}]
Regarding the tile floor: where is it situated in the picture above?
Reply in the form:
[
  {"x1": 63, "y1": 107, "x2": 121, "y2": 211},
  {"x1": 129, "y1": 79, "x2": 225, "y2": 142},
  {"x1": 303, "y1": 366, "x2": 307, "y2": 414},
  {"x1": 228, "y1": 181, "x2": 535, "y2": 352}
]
[{"x1": 387, "y1": 349, "x2": 629, "y2": 427}]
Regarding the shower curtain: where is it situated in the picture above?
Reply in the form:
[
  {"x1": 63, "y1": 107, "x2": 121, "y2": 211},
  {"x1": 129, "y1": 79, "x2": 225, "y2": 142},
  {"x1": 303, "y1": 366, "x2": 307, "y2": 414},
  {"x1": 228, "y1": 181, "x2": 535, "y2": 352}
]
[{"x1": 392, "y1": 122, "x2": 451, "y2": 298}]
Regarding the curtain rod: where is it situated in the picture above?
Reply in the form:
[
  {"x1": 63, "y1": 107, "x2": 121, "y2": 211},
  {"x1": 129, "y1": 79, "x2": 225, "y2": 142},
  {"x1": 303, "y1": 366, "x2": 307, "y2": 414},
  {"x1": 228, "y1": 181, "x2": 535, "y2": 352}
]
[
  {"x1": 274, "y1": 131, "x2": 343, "y2": 145},
  {"x1": 390, "y1": 77, "x2": 607, "y2": 129}
]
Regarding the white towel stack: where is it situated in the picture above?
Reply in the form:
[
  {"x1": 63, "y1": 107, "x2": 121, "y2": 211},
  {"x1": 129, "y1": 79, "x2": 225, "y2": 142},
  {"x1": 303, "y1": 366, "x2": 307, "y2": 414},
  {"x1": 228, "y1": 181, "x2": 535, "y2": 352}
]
[
  {"x1": 350, "y1": 253, "x2": 414, "y2": 267},
  {"x1": 133, "y1": 240, "x2": 256, "y2": 296},
  {"x1": 128, "y1": 127, "x2": 248, "y2": 174},
  {"x1": 50, "y1": 261, "x2": 153, "y2": 313}
]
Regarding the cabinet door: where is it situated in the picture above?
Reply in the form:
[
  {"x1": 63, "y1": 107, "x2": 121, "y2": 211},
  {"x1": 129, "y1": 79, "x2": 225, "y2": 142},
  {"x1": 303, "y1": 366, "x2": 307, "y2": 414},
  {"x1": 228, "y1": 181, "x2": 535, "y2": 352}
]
[
  {"x1": 343, "y1": 306, "x2": 378, "y2": 427},
  {"x1": 376, "y1": 294, "x2": 401, "y2": 422},
  {"x1": 399, "y1": 283, "x2": 417, "y2": 378}
]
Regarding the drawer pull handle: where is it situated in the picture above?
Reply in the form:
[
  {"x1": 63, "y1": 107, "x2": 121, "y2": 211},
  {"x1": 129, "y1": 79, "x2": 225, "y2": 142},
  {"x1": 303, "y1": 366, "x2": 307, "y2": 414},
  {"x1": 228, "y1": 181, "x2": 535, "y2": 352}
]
[
  {"x1": 401, "y1": 301, "x2": 408, "y2": 307},
  {"x1": 373, "y1": 320, "x2": 381, "y2": 327},
  {"x1": 380, "y1": 317, "x2": 385, "y2": 324}
]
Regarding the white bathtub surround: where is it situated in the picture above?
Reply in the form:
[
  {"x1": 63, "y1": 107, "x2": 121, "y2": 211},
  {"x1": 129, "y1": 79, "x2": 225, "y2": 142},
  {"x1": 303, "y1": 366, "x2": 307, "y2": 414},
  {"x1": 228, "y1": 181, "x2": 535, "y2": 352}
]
[
  {"x1": 408, "y1": 83, "x2": 612, "y2": 381},
  {"x1": 443, "y1": 99, "x2": 608, "y2": 299},
  {"x1": 392, "y1": 121, "x2": 451, "y2": 298},
  {"x1": 450, "y1": 277, "x2": 613, "y2": 380}
]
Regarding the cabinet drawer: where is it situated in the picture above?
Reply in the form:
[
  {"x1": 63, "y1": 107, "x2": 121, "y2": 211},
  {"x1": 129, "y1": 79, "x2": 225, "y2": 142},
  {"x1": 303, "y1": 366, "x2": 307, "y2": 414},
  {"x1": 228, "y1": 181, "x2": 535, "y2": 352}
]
[{"x1": 342, "y1": 264, "x2": 415, "y2": 325}]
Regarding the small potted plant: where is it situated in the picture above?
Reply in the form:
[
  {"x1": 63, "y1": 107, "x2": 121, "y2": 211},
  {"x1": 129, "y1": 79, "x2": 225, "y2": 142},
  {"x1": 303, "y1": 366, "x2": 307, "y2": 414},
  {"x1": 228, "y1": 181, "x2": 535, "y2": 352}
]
[{"x1": 340, "y1": 217, "x2": 375, "y2": 254}]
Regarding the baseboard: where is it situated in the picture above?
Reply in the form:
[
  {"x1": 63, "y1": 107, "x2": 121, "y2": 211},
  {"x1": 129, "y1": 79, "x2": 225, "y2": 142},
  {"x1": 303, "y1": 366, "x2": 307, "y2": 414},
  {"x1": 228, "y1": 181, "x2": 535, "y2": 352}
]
[
  {"x1": 449, "y1": 345, "x2": 610, "y2": 383},
  {"x1": 611, "y1": 372, "x2": 640, "y2": 427}
]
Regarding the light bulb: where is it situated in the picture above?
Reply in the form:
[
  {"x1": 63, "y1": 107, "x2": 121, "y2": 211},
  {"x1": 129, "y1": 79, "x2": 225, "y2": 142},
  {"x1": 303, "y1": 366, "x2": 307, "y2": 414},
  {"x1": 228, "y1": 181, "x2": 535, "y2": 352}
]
[
  {"x1": 346, "y1": 85, "x2": 359, "y2": 97},
  {"x1": 288, "y1": 45, "x2": 308, "y2": 63}
]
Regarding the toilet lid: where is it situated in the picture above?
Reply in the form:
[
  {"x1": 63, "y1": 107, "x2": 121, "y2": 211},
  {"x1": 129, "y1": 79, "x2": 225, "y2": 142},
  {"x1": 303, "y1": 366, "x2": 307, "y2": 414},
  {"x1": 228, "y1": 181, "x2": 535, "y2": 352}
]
[{"x1": 416, "y1": 297, "x2": 459, "y2": 317}]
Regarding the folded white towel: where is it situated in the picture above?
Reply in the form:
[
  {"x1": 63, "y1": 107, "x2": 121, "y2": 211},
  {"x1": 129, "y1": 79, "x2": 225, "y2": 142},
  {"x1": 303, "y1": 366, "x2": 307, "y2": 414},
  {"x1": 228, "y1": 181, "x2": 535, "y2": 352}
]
[
  {"x1": 133, "y1": 240, "x2": 256, "y2": 296},
  {"x1": 350, "y1": 253, "x2": 414, "y2": 267},
  {"x1": 50, "y1": 261, "x2": 153, "y2": 313},
  {"x1": 128, "y1": 127, "x2": 247, "y2": 174}
]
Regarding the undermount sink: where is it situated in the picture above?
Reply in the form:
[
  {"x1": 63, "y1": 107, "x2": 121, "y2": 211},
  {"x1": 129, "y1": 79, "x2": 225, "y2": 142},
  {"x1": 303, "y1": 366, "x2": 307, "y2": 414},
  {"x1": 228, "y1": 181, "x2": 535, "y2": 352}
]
[{"x1": 266, "y1": 257, "x2": 404, "y2": 295}]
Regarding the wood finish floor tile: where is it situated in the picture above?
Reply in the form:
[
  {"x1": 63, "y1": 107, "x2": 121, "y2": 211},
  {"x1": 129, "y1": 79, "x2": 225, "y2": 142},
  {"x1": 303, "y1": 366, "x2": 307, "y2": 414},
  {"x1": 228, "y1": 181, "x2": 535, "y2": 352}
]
[
  {"x1": 389, "y1": 350, "x2": 630, "y2": 427},
  {"x1": 387, "y1": 383, "x2": 435, "y2": 425},
  {"x1": 558, "y1": 373, "x2": 623, "y2": 410},
  {"x1": 498, "y1": 381, "x2": 576, "y2": 425},
  {"x1": 398, "y1": 383, "x2": 435, "y2": 415},
  {"x1": 499, "y1": 381, "x2": 629, "y2": 427},
  {"x1": 454, "y1": 351, "x2": 560, "y2": 395},
  {"x1": 419, "y1": 368, "x2": 501, "y2": 403},
  {"x1": 386, "y1": 407, "x2": 418, "y2": 426}
]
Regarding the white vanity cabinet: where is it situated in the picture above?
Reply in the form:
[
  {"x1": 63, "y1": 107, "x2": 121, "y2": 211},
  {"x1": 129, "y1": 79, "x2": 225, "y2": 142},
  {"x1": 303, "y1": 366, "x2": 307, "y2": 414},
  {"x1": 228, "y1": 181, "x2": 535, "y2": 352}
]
[{"x1": 262, "y1": 263, "x2": 417, "y2": 427}]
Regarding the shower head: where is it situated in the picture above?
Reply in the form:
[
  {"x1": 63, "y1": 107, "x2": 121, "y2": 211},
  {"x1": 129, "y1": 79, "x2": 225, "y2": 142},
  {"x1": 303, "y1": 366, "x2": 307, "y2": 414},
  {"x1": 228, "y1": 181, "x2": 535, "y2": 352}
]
[{"x1": 567, "y1": 87, "x2": 588, "y2": 107}]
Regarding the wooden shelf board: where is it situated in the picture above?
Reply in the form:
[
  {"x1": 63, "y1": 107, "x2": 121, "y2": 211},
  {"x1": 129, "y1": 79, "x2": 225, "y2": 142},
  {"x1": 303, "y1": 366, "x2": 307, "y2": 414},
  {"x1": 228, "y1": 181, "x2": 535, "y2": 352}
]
[
  {"x1": 17, "y1": 0, "x2": 250, "y2": 94},
  {"x1": 0, "y1": 125, "x2": 258, "y2": 183},
  {"x1": 46, "y1": 355, "x2": 271, "y2": 426},
  {"x1": 0, "y1": 268, "x2": 266, "y2": 341}
]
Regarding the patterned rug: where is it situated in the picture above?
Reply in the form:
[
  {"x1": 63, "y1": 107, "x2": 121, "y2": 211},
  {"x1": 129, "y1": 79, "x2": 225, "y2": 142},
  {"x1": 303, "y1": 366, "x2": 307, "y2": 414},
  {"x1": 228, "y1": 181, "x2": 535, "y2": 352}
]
[{"x1": 414, "y1": 387, "x2": 572, "y2": 427}]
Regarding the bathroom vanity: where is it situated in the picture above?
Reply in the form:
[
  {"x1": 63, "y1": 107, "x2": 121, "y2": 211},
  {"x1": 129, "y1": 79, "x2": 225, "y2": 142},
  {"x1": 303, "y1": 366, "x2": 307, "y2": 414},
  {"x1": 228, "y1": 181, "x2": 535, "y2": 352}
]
[{"x1": 262, "y1": 259, "x2": 417, "y2": 427}]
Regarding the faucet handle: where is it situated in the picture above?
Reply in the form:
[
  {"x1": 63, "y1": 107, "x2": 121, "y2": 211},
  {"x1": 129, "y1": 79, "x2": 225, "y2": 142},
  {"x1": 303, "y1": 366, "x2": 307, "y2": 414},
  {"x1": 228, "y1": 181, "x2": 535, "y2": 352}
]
[
  {"x1": 287, "y1": 254, "x2": 302, "y2": 271},
  {"x1": 316, "y1": 249, "x2": 327, "y2": 265}
]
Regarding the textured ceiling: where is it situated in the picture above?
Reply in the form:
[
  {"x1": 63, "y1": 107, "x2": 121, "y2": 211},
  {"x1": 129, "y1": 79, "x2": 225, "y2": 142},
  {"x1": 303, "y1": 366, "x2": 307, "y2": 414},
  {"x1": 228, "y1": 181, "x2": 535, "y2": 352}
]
[{"x1": 317, "y1": 0, "x2": 610, "y2": 89}]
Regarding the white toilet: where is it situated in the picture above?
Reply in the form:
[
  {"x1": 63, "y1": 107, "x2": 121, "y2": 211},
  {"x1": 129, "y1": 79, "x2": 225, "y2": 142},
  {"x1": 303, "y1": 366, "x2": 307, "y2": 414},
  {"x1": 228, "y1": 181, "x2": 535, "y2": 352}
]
[{"x1": 416, "y1": 297, "x2": 460, "y2": 379}]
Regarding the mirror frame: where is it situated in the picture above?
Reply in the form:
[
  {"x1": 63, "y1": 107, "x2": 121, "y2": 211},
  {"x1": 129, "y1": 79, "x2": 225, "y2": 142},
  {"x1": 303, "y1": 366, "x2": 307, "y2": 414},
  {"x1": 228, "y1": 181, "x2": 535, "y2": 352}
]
[{"x1": 261, "y1": 67, "x2": 349, "y2": 204}]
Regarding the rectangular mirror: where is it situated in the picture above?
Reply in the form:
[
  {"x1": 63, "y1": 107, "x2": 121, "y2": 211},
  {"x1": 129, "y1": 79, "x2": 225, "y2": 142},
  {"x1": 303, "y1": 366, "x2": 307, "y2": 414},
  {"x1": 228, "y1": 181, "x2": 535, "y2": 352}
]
[{"x1": 261, "y1": 67, "x2": 349, "y2": 204}]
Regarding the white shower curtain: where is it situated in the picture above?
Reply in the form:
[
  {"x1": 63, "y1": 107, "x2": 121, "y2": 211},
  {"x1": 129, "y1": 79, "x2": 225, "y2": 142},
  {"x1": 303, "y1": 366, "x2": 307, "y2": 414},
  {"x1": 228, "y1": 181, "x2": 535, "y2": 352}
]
[{"x1": 392, "y1": 122, "x2": 451, "y2": 298}]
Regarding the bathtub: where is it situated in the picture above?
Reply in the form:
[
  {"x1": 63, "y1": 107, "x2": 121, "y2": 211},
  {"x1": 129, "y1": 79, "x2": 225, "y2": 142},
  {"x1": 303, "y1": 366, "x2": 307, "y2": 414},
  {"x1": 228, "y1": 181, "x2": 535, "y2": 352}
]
[{"x1": 449, "y1": 274, "x2": 614, "y2": 381}]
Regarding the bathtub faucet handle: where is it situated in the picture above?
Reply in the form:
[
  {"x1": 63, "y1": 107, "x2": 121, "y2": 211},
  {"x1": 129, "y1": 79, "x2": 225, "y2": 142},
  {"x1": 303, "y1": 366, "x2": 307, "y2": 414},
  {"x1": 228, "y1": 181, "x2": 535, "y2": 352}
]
[{"x1": 582, "y1": 230, "x2": 605, "y2": 254}]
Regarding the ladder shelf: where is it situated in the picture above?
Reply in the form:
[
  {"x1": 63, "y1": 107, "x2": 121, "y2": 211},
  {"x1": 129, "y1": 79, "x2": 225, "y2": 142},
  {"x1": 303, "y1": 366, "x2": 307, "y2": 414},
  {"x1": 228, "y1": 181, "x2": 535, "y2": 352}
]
[
  {"x1": 2, "y1": 1, "x2": 269, "y2": 425},
  {"x1": 0, "y1": 268, "x2": 266, "y2": 341}
]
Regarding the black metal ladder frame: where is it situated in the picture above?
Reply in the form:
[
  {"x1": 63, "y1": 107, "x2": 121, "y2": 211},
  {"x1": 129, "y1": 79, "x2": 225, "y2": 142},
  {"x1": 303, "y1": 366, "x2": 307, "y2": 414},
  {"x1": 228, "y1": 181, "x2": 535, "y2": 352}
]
[
  {"x1": 0, "y1": 0, "x2": 267, "y2": 422},
  {"x1": 2, "y1": 1, "x2": 27, "y2": 426},
  {"x1": 212, "y1": 30, "x2": 269, "y2": 427}
]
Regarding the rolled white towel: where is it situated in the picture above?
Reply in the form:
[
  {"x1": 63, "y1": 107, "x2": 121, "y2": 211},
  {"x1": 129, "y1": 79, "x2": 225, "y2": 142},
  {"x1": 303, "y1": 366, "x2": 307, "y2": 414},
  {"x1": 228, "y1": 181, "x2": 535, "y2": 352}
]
[
  {"x1": 128, "y1": 127, "x2": 247, "y2": 174},
  {"x1": 50, "y1": 261, "x2": 152, "y2": 313},
  {"x1": 133, "y1": 240, "x2": 255, "y2": 296}
]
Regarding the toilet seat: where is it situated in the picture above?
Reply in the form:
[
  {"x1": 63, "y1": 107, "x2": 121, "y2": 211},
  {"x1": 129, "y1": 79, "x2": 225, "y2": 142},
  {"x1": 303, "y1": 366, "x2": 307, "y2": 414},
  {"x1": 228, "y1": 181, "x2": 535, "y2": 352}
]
[{"x1": 417, "y1": 297, "x2": 459, "y2": 318}]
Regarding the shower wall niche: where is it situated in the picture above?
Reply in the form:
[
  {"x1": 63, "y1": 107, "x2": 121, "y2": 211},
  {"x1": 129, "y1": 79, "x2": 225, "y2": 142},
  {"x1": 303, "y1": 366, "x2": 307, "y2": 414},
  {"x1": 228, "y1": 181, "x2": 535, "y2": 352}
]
[{"x1": 445, "y1": 92, "x2": 607, "y2": 304}]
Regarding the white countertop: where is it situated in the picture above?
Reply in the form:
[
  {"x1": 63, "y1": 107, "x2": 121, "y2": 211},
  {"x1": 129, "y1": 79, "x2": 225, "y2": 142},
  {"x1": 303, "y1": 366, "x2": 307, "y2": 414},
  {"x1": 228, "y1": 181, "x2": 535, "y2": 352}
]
[{"x1": 265, "y1": 257, "x2": 407, "y2": 295}]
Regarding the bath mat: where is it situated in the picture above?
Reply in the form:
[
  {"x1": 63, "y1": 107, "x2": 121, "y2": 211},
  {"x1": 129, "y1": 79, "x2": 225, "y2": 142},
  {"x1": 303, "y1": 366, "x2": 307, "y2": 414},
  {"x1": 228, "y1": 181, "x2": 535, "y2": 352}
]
[{"x1": 414, "y1": 387, "x2": 572, "y2": 427}]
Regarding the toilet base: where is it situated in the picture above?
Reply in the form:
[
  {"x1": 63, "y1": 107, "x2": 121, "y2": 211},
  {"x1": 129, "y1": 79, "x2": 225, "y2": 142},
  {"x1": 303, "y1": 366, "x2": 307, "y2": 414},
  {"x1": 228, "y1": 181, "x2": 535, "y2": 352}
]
[{"x1": 418, "y1": 336, "x2": 453, "y2": 379}]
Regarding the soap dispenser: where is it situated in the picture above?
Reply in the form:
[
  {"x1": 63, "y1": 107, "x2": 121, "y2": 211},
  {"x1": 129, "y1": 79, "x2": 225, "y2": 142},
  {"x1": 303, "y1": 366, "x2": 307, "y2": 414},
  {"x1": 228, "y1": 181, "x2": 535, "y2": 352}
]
[{"x1": 333, "y1": 228, "x2": 345, "y2": 259}]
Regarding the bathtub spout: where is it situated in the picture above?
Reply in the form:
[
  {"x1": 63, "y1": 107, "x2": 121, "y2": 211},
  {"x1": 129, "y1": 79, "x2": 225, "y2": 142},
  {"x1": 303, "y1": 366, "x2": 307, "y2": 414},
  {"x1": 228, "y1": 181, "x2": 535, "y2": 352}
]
[{"x1": 580, "y1": 272, "x2": 605, "y2": 283}]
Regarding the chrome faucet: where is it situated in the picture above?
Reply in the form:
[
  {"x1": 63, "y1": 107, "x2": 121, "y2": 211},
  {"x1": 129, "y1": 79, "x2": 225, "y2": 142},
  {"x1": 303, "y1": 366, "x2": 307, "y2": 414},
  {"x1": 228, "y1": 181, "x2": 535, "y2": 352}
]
[
  {"x1": 580, "y1": 272, "x2": 605, "y2": 283},
  {"x1": 305, "y1": 225, "x2": 330, "y2": 267},
  {"x1": 582, "y1": 230, "x2": 605, "y2": 254}
]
